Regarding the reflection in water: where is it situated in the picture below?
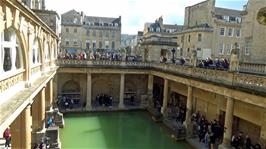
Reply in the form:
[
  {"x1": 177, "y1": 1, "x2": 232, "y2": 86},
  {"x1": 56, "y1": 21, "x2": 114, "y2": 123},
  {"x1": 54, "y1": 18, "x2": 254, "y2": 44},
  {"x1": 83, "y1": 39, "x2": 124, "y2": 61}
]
[{"x1": 60, "y1": 111, "x2": 193, "y2": 149}]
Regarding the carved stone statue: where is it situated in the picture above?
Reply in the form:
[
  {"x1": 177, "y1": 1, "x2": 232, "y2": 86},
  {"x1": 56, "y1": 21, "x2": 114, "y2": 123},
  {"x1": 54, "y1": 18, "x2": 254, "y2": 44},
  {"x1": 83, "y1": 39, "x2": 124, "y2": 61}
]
[
  {"x1": 229, "y1": 43, "x2": 239, "y2": 72},
  {"x1": 190, "y1": 50, "x2": 197, "y2": 67},
  {"x1": 257, "y1": 7, "x2": 266, "y2": 25}
]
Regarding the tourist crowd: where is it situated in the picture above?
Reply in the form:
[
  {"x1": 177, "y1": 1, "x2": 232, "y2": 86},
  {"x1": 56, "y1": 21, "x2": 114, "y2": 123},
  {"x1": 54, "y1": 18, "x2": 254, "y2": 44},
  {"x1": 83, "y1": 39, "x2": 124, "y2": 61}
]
[
  {"x1": 191, "y1": 111, "x2": 262, "y2": 149},
  {"x1": 96, "y1": 94, "x2": 113, "y2": 107},
  {"x1": 56, "y1": 96, "x2": 80, "y2": 109}
]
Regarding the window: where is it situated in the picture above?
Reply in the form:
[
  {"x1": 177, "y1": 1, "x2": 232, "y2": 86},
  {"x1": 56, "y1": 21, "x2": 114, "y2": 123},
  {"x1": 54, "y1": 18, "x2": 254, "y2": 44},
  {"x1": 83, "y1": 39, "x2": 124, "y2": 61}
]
[
  {"x1": 73, "y1": 40, "x2": 78, "y2": 46},
  {"x1": 198, "y1": 34, "x2": 202, "y2": 42},
  {"x1": 106, "y1": 32, "x2": 109, "y2": 37},
  {"x1": 105, "y1": 41, "x2": 109, "y2": 49},
  {"x1": 235, "y1": 29, "x2": 241, "y2": 38},
  {"x1": 66, "y1": 28, "x2": 69, "y2": 33},
  {"x1": 86, "y1": 30, "x2": 90, "y2": 36},
  {"x1": 220, "y1": 27, "x2": 225, "y2": 36},
  {"x1": 226, "y1": 44, "x2": 232, "y2": 55},
  {"x1": 218, "y1": 43, "x2": 224, "y2": 54},
  {"x1": 115, "y1": 23, "x2": 118, "y2": 27},
  {"x1": 93, "y1": 31, "x2": 96, "y2": 37},
  {"x1": 99, "y1": 31, "x2": 103, "y2": 37},
  {"x1": 32, "y1": 39, "x2": 40, "y2": 65},
  {"x1": 86, "y1": 41, "x2": 90, "y2": 49},
  {"x1": 66, "y1": 41, "x2": 69, "y2": 46},
  {"x1": 245, "y1": 38, "x2": 251, "y2": 55},
  {"x1": 180, "y1": 48, "x2": 183, "y2": 56},
  {"x1": 99, "y1": 41, "x2": 102, "y2": 48},
  {"x1": 228, "y1": 28, "x2": 233, "y2": 37},
  {"x1": 112, "y1": 31, "x2": 115, "y2": 38},
  {"x1": 112, "y1": 41, "x2": 115, "y2": 50},
  {"x1": 93, "y1": 41, "x2": 96, "y2": 49},
  {"x1": 44, "y1": 41, "x2": 50, "y2": 61},
  {"x1": 188, "y1": 35, "x2": 190, "y2": 42},
  {"x1": 74, "y1": 28, "x2": 77, "y2": 33}
]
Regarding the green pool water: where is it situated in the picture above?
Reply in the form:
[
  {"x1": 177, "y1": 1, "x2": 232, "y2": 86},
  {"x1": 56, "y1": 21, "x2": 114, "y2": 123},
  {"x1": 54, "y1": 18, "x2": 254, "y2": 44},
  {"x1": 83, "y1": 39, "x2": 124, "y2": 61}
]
[{"x1": 60, "y1": 111, "x2": 193, "y2": 149}]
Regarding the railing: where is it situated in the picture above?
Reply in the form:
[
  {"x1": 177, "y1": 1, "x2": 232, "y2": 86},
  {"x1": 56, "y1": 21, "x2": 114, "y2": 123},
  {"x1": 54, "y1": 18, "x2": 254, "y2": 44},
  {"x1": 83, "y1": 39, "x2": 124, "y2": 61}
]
[
  {"x1": 240, "y1": 63, "x2": 266, "y2": 75},
  {"x1": 57, "y1": 59, "x2": 266, "y2": 94}
]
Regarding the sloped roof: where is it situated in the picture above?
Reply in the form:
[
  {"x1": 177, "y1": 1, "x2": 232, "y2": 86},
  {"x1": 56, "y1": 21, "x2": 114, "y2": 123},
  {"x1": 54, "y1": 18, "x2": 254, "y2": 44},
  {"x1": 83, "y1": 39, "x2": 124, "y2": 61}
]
[
  {"x1": 85, "y1": 16, "x2": 119, "y2": 23},
  {"x1": 62, "y1": 9, "x2": 80, "y2": 16},
  {"x1": 215, "y1": 7, "x2": 242, "y2": 17}
]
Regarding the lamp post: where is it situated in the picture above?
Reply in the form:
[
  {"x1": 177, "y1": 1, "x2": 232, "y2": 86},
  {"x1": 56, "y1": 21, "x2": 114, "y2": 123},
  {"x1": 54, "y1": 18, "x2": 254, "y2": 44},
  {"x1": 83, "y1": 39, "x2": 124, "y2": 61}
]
[{"x1": 171, "y1": 48, "x2": 176, "y2": 64}]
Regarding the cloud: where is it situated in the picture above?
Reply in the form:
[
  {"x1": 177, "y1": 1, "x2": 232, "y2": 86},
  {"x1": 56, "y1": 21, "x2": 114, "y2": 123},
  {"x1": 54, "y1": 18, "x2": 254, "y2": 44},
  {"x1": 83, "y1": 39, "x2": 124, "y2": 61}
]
[{"x1": 46, "y1": 0, "x2": 247, "y2": 34}]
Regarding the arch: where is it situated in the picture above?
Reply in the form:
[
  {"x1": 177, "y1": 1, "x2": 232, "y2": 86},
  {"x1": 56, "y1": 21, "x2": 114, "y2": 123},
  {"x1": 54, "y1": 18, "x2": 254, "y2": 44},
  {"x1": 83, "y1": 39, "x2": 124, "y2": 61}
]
[
  {"x1": 31, "y1": 37, "x2": 41, "y2": 65},
  {"x1": 62, "y1": 80, "x2": 80, "y2": 93},
  {"x1": 0, "y1": 27, "x2": 27, "y2": 74}
]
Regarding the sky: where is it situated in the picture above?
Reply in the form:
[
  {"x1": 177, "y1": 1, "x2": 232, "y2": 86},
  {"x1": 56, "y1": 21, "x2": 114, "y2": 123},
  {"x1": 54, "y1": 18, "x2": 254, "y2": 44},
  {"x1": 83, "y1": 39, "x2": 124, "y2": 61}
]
[{"x1": 46, "y1": 0, "x2": 248, "y2": 34}]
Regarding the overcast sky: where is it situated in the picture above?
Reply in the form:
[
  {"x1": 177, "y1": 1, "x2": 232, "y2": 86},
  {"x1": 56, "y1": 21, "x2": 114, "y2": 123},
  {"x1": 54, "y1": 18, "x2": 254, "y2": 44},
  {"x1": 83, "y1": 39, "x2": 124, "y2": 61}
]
[{"x1": 46, "y1": 0, "x2": 248, "y2": 34}]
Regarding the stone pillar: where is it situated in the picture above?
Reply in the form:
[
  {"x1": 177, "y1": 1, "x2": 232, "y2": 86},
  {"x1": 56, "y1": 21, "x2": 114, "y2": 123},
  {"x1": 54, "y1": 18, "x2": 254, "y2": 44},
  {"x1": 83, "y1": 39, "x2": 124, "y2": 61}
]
[
  {"x1": 119, "y1": 74, "x2": 125, "y2": 108},
  {"x1": 10, "y1": 105, "x2": 32, "y2": 149},
  {"x1": 147, "y1": 74, "x2": 154, "y2": 95},
  {"x1": 185, "y1": 86, "x2": 193, "y2": 126},
  {"x1": 260, "y1": 111, "x2": 266, "y2": 148},
  {"x1": 49, "y1": 79, "x2": 53, "y2": 107},
  {"x1": 45, "y1": 79, "x2": 53, "y2": 110},
  {"x1": 161, "y1": 79, "x2": 168, "y2": 115},
  {"x1": 220, "y1": 97, "x2": 234, "y2": 148},
  {"x1": 39, "y1": 87, "x2": 46, "y2": 130},
  {"x1": 146, "y1": 74, "x2": 154, "y2": 106},
  {"x1": 86, "y1": 73, "x2": 92, "y2": 109}
]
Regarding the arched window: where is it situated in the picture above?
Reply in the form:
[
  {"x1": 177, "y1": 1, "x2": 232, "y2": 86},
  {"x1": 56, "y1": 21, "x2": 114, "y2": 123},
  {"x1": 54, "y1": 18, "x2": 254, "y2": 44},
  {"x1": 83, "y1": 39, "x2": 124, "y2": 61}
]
[
  {"x1": 32, "y1": 38, "x2": 40, "y2": 65},
  {"x1": 0, "y1": 28, "x2": 23, "y2": 73},
  {"x1": 44, "y1": 40, "x2": 50, "y2": 61}
]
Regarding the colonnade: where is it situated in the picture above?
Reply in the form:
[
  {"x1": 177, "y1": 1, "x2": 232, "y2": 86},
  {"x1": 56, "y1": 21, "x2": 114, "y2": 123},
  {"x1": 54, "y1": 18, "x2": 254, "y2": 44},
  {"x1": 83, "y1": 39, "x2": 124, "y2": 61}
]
[
  {"x1": 147, "y1": 75, "x2": 242, "y2": 149},
  {"x1": 9, "y1": 78, "x2": 54, "y2": 149}
]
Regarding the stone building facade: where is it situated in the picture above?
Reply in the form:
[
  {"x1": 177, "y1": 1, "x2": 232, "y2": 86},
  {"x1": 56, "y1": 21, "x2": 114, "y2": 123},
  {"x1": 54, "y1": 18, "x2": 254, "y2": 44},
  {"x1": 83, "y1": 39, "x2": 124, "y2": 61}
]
[
  {"x1": 140, "y1": 17, "x2": 183, "y2": 62},
  {"x1": 0, "y1": 0, "x2": 58, "y2": 148},
  {"x1": 241, "y1": 0, "x2": 266, "y2": 64},
  {"x1": 177, "y1": 0, "x2": 242, "y2": 61},
  {"x1": 61, "y1": 10, "x2": 121, "y2": 54}
]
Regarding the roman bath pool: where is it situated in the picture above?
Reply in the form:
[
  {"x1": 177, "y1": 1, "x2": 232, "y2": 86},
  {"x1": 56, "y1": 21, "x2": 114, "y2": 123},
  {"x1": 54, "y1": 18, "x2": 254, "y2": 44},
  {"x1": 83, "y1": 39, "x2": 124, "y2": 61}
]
[{"x1": 60, "y1": 111, "x2": 193, "y2": 149}]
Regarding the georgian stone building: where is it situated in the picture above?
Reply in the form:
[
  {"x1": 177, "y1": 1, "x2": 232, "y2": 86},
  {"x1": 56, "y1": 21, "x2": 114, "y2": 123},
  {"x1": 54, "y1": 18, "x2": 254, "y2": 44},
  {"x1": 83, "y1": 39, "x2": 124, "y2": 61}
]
[
  {"x1": 241, "y1": 0, "x2": 266, "y2": 64},
  {"x1": 61, "y1": 10, "x2": 121, "y2": 54},
  {"x1": 177, "y1": 0, "x2": 242, "y2": 60},
  {"x1": 18, "y1": 0, "x2": 60, "y2": 37},
  {"x1": 140, "y1": 17, "x2": 183, "y2": 62}
]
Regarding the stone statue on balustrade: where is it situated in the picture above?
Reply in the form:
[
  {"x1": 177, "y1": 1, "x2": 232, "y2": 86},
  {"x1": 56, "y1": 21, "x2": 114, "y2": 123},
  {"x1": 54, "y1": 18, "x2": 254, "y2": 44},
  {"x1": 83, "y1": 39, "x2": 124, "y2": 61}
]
[
  {"x1": 229, "y1": 43, "x2": 240, "y2": 72},
  {"x1": 190, "y1": 50, "x2": 197, "y2": 67}
]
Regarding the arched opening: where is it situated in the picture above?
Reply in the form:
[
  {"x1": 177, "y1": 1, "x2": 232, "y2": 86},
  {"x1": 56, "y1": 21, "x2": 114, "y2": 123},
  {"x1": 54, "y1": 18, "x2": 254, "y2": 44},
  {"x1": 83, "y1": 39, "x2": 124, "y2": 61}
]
[
  {"x1": 0, "y1": 27, "x2": 24, "y2": 74},
  {"x1": 32, "y1": 38, "x2": 41, "y2": 66},
  {"x1": 44, "y1": 40, "x2": 50, "y2": 62},
  {"x1": 60, "y1": 80, "x2": 81, "y2": 104}
]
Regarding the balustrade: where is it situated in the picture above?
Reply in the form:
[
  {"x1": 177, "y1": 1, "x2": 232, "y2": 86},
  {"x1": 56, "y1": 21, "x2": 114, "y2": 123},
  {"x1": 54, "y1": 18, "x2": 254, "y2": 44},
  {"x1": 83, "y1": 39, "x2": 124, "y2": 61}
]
[{"x1": 57, "y1": 59, "x2": 266, "y2": 94}]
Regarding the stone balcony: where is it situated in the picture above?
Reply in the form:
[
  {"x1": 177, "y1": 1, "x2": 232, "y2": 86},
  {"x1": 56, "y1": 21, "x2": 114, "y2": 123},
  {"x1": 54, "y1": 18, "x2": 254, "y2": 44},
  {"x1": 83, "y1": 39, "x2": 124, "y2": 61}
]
[{"x1": 57, "y1": 59, "x2": 266, "y2": 95}]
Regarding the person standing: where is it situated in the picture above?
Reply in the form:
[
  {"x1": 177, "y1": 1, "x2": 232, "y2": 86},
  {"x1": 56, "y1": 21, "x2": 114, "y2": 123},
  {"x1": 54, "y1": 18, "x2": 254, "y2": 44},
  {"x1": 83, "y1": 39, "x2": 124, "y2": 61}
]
[{"x1": 3, "y1": 127, "x2": 11, "y2": 148}]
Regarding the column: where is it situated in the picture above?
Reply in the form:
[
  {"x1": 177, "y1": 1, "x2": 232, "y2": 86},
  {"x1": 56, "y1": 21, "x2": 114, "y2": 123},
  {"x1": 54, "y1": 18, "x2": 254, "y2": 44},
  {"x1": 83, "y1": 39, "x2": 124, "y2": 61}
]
[
  {"x1": 86, "y1": 73, "x2": 92, "y2": 109},
  {"x1": 119, "y1": 74, "x2": 125, "y2": 108},
  {"x1": 45, "y1": 79, "x2": 53, "y2": 110},
  {"x1": 260, "y1": 111, "x2": 266, "y2": 148},
  {"x1": 161, "y1": 79, "x2": 168, "y2": 115},
  {"x1": 220, "y1": 97, "x2": 234, "y2": 148},
  {"x1": 185, "y1": 86, "x2": 193, "y2": 127},
  {"x1": 39, "y1": 87, "x2": 46, "y2": 130},
  {"x1": 49, "y1": 79, "x2": 53, "y2": 107},
  {"x1": 10, "y1": 105, "x2": 32, "y2": 149},
  {"x1": 147, "y1": 74, "x2": 154, "y2": 95}
]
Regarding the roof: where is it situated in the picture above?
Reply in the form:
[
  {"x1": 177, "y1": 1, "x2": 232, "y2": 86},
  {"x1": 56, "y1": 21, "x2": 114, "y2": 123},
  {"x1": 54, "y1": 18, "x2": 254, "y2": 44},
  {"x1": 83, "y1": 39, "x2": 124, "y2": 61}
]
[
  {"x1": 62, "y1": 9, "x2": 80, "y2": 16},
  {"x1": 215, "y1": 7, "x2": 243, "y2": 17},
  {"x1": 85, "y1": 16, "x2": 120, "y2": 23},
  {"x1": 164, "y1": 24, "x2": 184, "y2": 30}
]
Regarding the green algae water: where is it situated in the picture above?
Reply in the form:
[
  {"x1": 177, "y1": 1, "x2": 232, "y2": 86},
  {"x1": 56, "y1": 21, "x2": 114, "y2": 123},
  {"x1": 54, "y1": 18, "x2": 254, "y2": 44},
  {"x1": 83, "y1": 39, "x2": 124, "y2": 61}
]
[{"x1": 60, "y1": 111, "x2": 193, "y2": 149}]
